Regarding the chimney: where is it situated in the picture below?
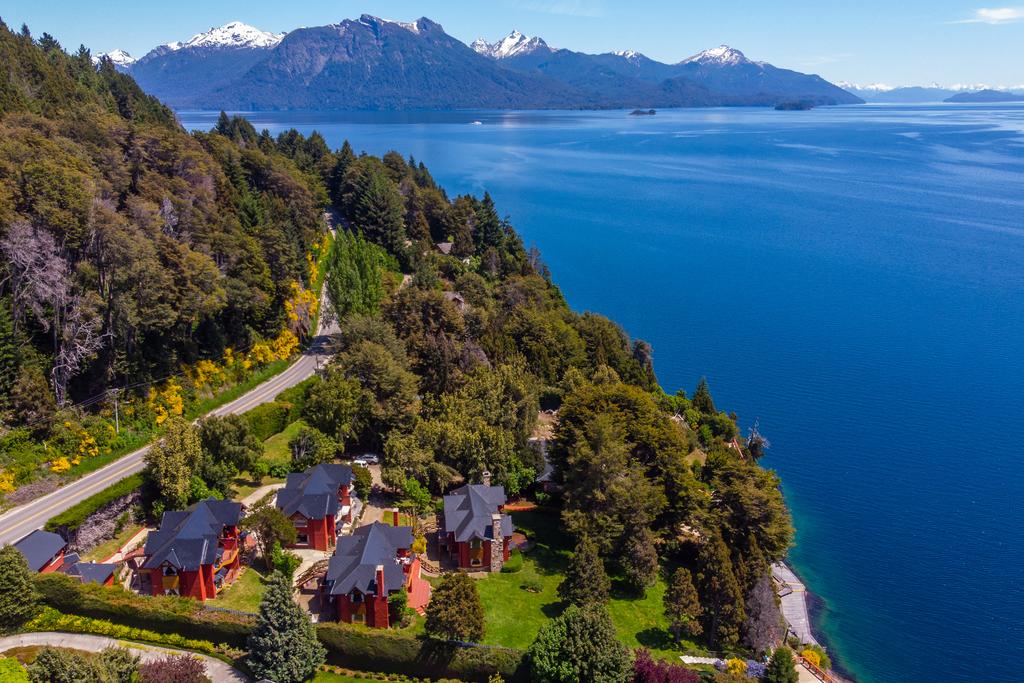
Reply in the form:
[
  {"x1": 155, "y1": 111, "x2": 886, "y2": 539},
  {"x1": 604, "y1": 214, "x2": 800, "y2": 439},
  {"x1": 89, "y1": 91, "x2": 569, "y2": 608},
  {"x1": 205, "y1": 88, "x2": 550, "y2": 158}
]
[
  {"x1": 375, "y1": 564, "x2": 385, "y2": 596},
  {"x1": 481, "y1": 470, "x2": 492, "y2": 487},
  {"x1": 392, "y1": 508, "x2": 400, "y2": 527},
  {"x1": 490, "y1": 513, "x2": 504, "y2": 572}
]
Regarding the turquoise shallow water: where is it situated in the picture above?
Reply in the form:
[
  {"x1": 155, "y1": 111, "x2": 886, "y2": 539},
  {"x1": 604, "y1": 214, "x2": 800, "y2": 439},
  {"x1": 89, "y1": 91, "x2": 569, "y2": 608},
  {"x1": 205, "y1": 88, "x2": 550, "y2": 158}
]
[{"x1": 182, "y1": 106, "x2": 1024, "y2": 683}]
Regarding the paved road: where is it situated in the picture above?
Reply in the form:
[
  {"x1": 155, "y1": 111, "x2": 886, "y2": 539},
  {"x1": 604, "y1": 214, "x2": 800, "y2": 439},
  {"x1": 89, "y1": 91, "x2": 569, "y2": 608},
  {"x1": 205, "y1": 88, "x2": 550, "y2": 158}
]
[
  {"x1": 0, "y1": 632, "x2": 248, "y2": 682},
  {"x1": 0, "y1": 314, "x2": 338, "y2": 547}
]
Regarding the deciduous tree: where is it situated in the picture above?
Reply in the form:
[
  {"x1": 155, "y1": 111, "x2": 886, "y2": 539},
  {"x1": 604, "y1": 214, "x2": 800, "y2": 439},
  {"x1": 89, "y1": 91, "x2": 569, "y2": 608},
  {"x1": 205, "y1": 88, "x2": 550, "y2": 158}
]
[
  {"x1": 527, "y1": 605, "x2": 632, "y2": 683},
  {"x1": 425, "y1": 571, "x2": 485, "y2": 642},
  {"x1": 144, "y1": 417, "x2": 202, "y2": 511},
  {"x1": 242, "y1": 500, "x2": 298, "y2": 564}
]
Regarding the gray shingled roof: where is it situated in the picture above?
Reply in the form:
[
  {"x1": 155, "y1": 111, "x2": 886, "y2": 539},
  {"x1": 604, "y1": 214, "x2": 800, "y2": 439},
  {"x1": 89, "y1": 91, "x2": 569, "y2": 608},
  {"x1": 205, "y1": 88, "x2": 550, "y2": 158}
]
[
  {"x1": 442, "y1": 484, "x2": 513, "y2": 543},
  {"x1": 13, "y1": 529, "x2": 66, "y2": 572},
  {"x1": 61, "y1": 553, "x2": 118, "y2": 585},
  {"x1": 325, "y1": 522, "x2": 412, "y2": 596},
  {"x1": 142, "y1": 498, "x2": 241, "y2": 571},
  {"x1": 276, "y1": 463, "x2": 353, "y2": 520}
]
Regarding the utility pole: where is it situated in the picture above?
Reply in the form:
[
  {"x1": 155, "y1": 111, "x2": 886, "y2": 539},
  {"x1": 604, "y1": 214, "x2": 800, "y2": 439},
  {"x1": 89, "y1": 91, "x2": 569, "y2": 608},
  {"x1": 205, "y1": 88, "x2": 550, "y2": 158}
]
[{"x1": 110, "y1": 388, "x2": 122, "y2": 434}]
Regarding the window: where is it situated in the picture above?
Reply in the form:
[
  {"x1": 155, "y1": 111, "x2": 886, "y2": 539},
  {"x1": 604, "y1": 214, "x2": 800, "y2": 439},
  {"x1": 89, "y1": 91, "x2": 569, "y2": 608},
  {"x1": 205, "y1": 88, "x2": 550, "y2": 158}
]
[
  {"x1": 351, "y1": 591, "x2": 363, "y2": 604},
  {"x1": 353, "y1": 613, "x2": 365, "y2": 623},
  {"x1": 163, "y1": 566, "x2": 178, "y2": 576},
  {"x1": 297, "y1": 534, "x2": 308, "y2": 545}
]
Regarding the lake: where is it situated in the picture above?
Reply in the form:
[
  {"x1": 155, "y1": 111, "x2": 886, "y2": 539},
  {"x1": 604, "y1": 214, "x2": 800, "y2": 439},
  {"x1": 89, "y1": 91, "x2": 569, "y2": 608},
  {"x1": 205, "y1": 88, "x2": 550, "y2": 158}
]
[{"x1": 181, "y1": 105, "x2": 1024, "y2": 683}]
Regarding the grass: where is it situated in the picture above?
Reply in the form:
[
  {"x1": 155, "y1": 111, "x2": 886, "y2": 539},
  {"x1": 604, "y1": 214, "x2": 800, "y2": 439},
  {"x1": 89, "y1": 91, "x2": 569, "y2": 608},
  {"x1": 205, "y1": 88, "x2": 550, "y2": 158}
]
[
  {"x1": 83, "y1": 522, "x2": 145, "y2": 562},
  {"x1": 311, "y1": 672, "x2": 380, "y2": 683},
  {"x1": 474, "y1": 509, "x2": 702, "y2": 660},
  {"x1": 263, "y1": 419, "x2": 308, "y2": 467},
  {"x1": 230, "y1": 474, "x2": 286, "y2": 501},
  {"x1": 214, "y1": 564, "x2": 269, "y2": 613}
]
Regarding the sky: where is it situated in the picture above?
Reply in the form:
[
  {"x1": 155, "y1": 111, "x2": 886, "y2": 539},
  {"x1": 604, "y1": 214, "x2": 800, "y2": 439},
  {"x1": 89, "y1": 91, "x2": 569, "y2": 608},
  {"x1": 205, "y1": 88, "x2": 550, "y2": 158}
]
[{"x1": 3, "y1": 0, "x2": 1024, "y2": 87}]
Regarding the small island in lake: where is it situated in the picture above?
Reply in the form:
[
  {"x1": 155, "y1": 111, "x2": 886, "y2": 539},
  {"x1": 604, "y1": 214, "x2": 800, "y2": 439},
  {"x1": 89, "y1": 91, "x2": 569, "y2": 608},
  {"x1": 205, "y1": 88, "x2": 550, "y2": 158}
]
[
  {"x1": 775, "y1": 100, "x2": 815, "y2": 110},
  {"x1": 630, "y1": 109, "x2": 657, "y2": 116}
]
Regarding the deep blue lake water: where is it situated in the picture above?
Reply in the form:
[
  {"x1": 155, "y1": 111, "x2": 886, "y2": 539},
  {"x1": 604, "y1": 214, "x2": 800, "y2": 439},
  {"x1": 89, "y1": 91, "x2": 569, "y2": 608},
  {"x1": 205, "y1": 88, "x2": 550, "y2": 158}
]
[{"x1": 182, "y1": 106, "x2": 1024, "y2": 683}]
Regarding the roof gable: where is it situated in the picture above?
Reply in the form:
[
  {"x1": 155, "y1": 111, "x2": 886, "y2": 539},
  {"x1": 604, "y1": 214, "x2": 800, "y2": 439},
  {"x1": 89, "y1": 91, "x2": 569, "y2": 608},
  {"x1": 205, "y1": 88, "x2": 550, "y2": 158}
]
[
  {"x1": 276, "y1": 463, "x2": 353, "y2": 519},
  {"x1": 325, "y1": 522, "x2": 412, "y2": 595},
  {"x1": 442, "y1": 484, "x2": 513, "y2": 543},
  {"x1": 142, "y1": 498, "x2": 240, "y2": 571},
  {"x1": 13, "y1": 529, "x2": 67, "y2": 572}
]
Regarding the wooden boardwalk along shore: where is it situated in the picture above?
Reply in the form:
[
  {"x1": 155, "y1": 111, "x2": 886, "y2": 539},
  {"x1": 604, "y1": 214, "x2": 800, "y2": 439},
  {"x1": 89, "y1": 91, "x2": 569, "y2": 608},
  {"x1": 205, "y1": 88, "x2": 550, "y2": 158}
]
[{"x1": 772, "y1": 562, "x2": 820, "y2": 646}]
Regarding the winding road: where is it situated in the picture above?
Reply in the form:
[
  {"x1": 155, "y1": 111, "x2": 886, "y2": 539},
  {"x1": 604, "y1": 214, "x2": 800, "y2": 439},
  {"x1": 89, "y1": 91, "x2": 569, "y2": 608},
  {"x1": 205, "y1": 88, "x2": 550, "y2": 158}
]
[{"x1": 0, "y1": 314, "x2": 338, "y2": 547}]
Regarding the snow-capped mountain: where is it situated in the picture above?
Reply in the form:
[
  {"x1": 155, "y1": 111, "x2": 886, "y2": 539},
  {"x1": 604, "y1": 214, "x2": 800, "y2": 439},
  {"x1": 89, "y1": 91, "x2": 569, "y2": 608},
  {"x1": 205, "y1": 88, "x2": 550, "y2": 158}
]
[
  {"x1": 472, "y1": 30, "x2": 551, "y2": 59},
  {"x1": 92, "y1": 49, "x2": 136, "y2": 68},
  {"x1": 681, "y1": 45, "x2": 753, "y2": 66},
  {"x1": 170, "y1": 21, "x2": 285, "y2": 51}
]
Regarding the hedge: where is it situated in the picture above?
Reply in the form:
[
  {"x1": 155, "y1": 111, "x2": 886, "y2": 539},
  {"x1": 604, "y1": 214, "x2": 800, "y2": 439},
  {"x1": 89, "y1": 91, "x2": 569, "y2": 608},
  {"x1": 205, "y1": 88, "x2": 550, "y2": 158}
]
[
  {"x1": 243, "y1": 401, "x2": 293, "y2": 442},
  {"x1": 34, "y1": 573, "x2": 254, "y2": 648},
  {"x1": 44, "y1": 473, "x2": 144, "y2": 534},
  {"x1": 316, "y1": 623, "x2": 526, "y2": 683},
  {"x1": 34, "y1": 574, "x2": 527, "y2": 682},
  {"x1": 275, "y1": 377, "x2": 318, "y2": 423}
]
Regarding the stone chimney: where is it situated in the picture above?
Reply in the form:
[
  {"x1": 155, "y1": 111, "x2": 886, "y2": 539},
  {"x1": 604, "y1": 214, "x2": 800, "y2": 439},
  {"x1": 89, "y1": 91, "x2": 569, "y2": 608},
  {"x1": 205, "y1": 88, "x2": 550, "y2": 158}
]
[
  {"x1": 490, "y1": 513, "x2": 504, "y2": 572},
  {"x1": 481, "y1": 470, "x2": 492, "y2": 487},
  {"x1": 392, "y1": 508, "x2": 400, "y2": 527}
]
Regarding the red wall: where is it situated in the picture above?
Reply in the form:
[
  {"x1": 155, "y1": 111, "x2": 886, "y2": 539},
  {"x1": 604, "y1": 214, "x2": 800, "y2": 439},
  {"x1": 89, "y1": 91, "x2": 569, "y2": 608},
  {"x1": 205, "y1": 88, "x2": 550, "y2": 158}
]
[{"x1": 39, "y1": 550, "x2": 66, "y2": 574}]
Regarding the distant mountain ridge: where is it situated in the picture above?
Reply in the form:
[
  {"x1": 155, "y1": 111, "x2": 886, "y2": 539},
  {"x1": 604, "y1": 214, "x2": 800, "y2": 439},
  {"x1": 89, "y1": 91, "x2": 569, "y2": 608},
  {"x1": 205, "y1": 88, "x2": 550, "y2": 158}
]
[
  {"x1": 106, "y1": 16, "x2": 862, "y2": 110},
  {"x1": 946, "y1": 89, "x2": 1024, "y2": 103}
]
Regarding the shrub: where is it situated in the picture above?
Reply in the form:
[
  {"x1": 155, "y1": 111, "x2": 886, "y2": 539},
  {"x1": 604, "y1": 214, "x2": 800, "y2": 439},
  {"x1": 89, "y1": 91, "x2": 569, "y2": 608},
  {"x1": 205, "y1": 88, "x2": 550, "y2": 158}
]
[
  {"x1": 520, "y1": 578, "x2": 543, "y2": 593},
  {"x1": 0, "y1": 656, "x2": 29, "y2": 682},
  {"x1": 44, "y1": 474, "x2": 144, "y2": 533},
  {"x1": 276, "y1": 378, "x2": 318, "y2": 422},
  {"x1": 801, "y1": 644, "x2": 831, "y2": 670},
  {"x1": 244, "y1": 401, "x2": 292, "y2": 442},
  {"x1": 137, "y1": 654, "x2": 206, "y2": 683},
  {"x1": 500, "y1": 549, "x2": 523, "y2": 573},
  {"x1": 632, "y1": 649, "x2": 699, "y2": 683}
]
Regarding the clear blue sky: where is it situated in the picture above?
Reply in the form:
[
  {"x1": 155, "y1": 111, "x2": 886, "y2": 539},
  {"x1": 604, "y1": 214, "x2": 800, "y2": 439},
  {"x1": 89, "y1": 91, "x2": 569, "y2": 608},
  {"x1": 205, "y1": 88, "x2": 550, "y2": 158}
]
[{"x1": 4, "y1": 0, "x2": 1023, "y2": 86}]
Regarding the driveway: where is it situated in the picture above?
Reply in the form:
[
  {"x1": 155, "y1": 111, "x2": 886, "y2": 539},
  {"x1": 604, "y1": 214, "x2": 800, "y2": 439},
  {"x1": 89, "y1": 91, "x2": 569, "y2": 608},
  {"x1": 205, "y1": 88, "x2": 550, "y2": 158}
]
[{"x1": 0, "y1": 632, "x2": 248, "y2": 682}]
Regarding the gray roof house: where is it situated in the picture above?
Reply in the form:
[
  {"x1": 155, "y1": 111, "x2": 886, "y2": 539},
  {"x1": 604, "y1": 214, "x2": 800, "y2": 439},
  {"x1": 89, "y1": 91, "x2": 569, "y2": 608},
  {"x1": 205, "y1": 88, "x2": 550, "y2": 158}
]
[
  {"x1": 276, "y1": 463, "x2": 354, "y2": 520},
  {"x1": 442, "y1": 484, "x2": 514, "y2": 544},
  {"x1": 13, "y1": 529, "x2": 67, "y2": 572},
  {"x1": 324, "y1": 522, "x2": 413, "y2": 597},
  {"x1": 142, "y1": 499, "x2": 242, "y2": 571},
  {"x1": 60, "y1": 552, "x2": 119, "y2": 585}
]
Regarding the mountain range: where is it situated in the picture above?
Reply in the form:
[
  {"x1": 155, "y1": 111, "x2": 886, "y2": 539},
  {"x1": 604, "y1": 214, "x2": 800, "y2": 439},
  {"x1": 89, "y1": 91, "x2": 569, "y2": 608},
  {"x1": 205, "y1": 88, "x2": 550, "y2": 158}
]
[
  {"x1": 98, "y1": 16, "x2": 862, "y2": 110},
  {"x1": 841, "y1": 82, "x2": 1024, "y2": 103}
]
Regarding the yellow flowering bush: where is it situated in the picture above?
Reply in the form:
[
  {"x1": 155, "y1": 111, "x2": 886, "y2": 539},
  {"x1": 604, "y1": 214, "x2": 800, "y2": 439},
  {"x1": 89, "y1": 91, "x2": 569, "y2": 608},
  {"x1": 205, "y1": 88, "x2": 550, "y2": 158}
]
[
  {"x1": 50, "y1": 457, "x2": 71, "y2": 473},
  {"x1": 0, "y1": 470, "x2": 15, "y2": 494},
  {"x1": 725, "y1": 658, "x2": 747, "y2": 676},
  {"x1": 802, "y1": 649, "x2": 821, "y2": 667},
  {"x1": 190, "y1": 358, "x2": 226, "y2": 391},
  {"x1": 284, "y1": 280, "x2": 318, "y2": 336},
  {"x1": 148, "y1": 379, "x2": 184, "y2": 425}
]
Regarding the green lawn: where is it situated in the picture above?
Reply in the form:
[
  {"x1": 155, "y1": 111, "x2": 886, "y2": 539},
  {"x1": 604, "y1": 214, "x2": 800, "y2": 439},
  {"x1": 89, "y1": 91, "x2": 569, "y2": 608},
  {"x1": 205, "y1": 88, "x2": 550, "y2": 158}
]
[
  {"x1": 230, "y1": 474, "x2": 286, "y2": 501},
  {"x1": 83, "y1": 522, "x2": 145, "y2": 562},
  {"x1": 263, "y1": 419, "x2": 307, "y2": 467},
  {"x1": 474, "y1": 509, "x2": 701, "y2": 660},
  {"x1": 214, "y1": 564, "x2": 268, "y2": 613}
]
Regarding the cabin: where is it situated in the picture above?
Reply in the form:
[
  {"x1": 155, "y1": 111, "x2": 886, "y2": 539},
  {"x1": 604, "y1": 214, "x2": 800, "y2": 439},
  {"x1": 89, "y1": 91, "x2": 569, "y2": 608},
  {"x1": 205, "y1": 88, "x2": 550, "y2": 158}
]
[
  {"x1": 323, "y1": 522, "x2": 420, "y2": 628},
  {"x1": 439, "y1": 484, "x2": 513, "y2": 571},
  {"x1": 275, "y1": 463, "x2": 355, "y2": 551},
  {"x1": 13, "y1": 529, "x2": 67, "y2": 574},
  {"x1": 138, "y1": 498, "x2": 242, "y2": 601},
  {"x1": 436, "y1": 242, "x2": 454, "y2": 255}
]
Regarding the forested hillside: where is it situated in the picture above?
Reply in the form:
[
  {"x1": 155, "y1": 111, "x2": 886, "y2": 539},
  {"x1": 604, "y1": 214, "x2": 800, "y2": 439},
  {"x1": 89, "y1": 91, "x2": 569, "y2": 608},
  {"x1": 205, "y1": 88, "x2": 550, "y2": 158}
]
[
  {"x1": 1, "y1": 21, "x2": 792, "y2": 659},
  {"x1": 0, "y1": 22, "x2": 327, "y2": 487}
]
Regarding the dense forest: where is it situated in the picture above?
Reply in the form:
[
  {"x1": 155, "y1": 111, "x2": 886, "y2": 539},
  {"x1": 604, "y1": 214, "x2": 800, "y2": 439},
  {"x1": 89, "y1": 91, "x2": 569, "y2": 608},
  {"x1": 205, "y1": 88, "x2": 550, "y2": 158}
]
[{"x1": 0, "y1": 19, "x2": 793, "y2": 661}]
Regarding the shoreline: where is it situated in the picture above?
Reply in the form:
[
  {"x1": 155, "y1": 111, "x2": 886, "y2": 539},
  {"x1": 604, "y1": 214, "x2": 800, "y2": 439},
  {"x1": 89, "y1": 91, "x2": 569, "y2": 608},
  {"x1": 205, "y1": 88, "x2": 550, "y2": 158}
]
[{"x1": 774, "y1": 561, "x2": 857, "y2": 683}]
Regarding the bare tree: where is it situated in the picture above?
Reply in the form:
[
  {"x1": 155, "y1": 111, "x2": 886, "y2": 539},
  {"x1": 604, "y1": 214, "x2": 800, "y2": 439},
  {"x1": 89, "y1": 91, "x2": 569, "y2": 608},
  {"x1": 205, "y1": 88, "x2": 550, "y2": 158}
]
[{"x1": 0, "y1": 221, "x2": 108, "y2": 403}]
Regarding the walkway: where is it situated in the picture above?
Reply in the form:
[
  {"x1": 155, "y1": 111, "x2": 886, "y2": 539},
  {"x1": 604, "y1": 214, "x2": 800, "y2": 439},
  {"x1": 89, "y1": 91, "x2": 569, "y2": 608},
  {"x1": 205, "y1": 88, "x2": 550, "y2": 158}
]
[
  {"x1": 0, "y1": 632, "x2": 248, "y2": 682},
  {"x1": 773, "y1": 562, "x2": 819, "y2": 646},
  {"x1": 238, "y1": 483, "x2": 285, "y2": 509}
]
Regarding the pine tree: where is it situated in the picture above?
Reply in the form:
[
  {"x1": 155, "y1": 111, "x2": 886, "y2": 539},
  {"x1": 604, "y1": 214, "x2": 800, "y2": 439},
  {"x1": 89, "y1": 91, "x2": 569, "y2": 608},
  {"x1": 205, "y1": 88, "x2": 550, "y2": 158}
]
[
  {"x1": 425, "y1": 571, "x2": 485, "y2": 642},
  {"x1": 0, "y1": 544, "x2": 41, "y2": 631},
  {"x1": 692, "y1": 377, "x2": 716, "y2": 414},
  {"x1": 9, "y1": 364, "x2": 55, "y2": 434},
  {"x1": 695, "y1": 533, "x2": 746, "y2": 648},
  {"x1": 664, "y1": 567, "x2": 703, "y2": 641},
  {"x1": 622, "y1": 526, "x2": 659, "y2": 596},
  {"x1": 246, "y1": 572, "x2": 325, "y2": 683},
  {"x1": 764, "y1": 647, "x2": 799, "y2": 683},
  {"x1": 559, "y1": 537, "x2": 611, "y2": 606},
  {"x1": 0, "y1": 299, "x2": 20, "y2": 408}
]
